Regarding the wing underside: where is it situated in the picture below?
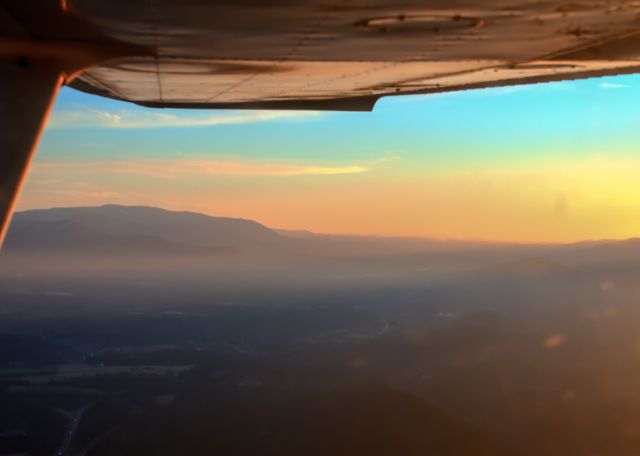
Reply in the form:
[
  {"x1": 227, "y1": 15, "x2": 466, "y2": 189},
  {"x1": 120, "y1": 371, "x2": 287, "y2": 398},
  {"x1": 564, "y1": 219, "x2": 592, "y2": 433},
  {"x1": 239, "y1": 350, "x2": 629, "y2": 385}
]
[{"x1": 63, "y1": 0, "x2": 640, "y2": 110}]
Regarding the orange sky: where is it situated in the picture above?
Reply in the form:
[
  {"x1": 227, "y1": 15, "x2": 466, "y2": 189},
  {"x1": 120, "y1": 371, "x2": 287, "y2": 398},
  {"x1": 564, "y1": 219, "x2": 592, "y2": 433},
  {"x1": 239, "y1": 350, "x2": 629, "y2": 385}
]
[
  {"x1": 17, "y1": 77, "x2": 640, "y2": 244},
  {"x1": 19, "y1": 154, "x2": 640, "y2": 243}
]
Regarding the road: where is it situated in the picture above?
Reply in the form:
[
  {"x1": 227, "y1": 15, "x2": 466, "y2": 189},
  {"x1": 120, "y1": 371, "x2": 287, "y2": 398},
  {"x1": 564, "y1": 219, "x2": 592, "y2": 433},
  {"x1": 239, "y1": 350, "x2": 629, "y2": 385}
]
[{"x1": 54, "y1": 402, "x2": 93, "y2": 456}]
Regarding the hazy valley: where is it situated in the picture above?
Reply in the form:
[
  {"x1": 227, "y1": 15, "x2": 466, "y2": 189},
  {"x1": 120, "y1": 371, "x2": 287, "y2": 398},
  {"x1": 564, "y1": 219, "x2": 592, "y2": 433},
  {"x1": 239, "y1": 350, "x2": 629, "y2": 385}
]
[{"x1": 2, "y1": 205, "x2": 640, "y2": 455}]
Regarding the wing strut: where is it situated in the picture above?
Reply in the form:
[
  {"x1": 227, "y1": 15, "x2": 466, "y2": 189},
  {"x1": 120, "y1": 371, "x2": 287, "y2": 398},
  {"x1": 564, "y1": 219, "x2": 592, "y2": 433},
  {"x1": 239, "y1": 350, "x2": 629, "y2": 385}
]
[
  {"x1": 0, "y1": 63, "x2": 62, "y2": 243},
  {"x1": 0, "y1": 0, "x2": 152, "y2": 246}
]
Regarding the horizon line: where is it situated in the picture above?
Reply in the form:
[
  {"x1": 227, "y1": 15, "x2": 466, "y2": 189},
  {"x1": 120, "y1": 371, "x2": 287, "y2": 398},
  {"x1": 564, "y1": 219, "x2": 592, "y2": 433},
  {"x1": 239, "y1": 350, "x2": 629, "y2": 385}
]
[{"x1": 13, "y1": 203, "x2": 635, "y2": 247}]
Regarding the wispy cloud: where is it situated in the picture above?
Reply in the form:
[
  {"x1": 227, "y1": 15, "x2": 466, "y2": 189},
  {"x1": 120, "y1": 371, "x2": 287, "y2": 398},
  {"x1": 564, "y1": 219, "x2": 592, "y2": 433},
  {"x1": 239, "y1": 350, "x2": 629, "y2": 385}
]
[
  {"x1": 48, "y1": 105, "x2": 323, "y2": 129},
  {"x1": 600, "y1": 82, "x2": 628, "y2": 90},
  {"x1": 23, "y1": 180, "x2": 122, "y2": 204},
  {"x1": 32, "y1": 158, "x2": 370, "y2": 179}
]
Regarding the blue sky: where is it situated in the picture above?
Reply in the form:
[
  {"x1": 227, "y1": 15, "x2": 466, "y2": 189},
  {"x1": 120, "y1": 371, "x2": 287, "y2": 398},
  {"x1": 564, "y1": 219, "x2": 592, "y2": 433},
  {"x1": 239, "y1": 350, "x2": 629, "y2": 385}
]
[
  {"x1": 41, "y1": 75, "x2": 639, "y2": 163},
  {"x1": 19, "y1": 74, "x2": 640, "y2": 242}
]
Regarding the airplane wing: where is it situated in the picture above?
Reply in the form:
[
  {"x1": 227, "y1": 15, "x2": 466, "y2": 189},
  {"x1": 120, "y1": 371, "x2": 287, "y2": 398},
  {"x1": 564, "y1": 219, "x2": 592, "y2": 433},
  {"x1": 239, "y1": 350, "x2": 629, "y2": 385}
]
[
  {"x1": 2, "y1": 0, "x2": 640, "y2": 240},
  {"x1": 64, "y1": 0, "x2": 640, "y2": 110}
]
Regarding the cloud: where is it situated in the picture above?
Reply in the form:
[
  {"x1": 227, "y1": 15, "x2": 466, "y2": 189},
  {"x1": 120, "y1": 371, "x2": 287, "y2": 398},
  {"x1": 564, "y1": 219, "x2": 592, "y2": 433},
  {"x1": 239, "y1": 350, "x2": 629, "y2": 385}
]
[
  {"x1": 27, "y1": 179, "x2": 121, "y2": 197},
  {"x1": 600, "y1": 82, "x2": 628, "y2": 89},
  {"x1": 48, "y1": 105, "x2": 323, "y2": 129},
  {"x1": 32, "y1": 158, "x2": 370, "y2": 179}
]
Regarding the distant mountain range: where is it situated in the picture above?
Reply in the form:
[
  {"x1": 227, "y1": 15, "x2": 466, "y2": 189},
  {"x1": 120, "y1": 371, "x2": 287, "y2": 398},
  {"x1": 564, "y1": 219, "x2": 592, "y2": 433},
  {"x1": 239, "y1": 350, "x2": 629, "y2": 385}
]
[
  {"x1": 4, "y1": 205, "x2": 640, "y2": 268},
  {"x1": 4, "y1": 205, "x2": 282, "y2": 256},
  {"x1": 2, "y1": 205, "x2": 493, "y2": 258}
]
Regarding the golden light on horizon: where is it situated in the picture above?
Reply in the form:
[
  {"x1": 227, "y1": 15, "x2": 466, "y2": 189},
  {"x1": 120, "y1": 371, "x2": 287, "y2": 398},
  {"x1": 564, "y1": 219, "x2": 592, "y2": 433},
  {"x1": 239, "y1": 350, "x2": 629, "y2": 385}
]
[{"x1": 16, "y1": 153, "x2": 640, "y2": 244}]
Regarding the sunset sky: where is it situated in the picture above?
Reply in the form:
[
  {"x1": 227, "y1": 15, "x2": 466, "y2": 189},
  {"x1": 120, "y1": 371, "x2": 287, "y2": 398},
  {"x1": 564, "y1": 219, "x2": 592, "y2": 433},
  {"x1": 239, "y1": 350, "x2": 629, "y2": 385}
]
[{"x1": 18, "y1": 74, "x2": 640, "y2": 243}]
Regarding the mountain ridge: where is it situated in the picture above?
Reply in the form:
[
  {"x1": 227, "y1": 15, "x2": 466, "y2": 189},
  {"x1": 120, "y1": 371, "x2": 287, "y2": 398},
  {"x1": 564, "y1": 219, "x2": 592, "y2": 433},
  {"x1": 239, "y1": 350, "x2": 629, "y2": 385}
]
[
  {"x1": 6, "y1": 205, "x2": 640, "y2": 264},
  {"x1": 5, "y1": 205, "x2": 279, "y2": 256}
]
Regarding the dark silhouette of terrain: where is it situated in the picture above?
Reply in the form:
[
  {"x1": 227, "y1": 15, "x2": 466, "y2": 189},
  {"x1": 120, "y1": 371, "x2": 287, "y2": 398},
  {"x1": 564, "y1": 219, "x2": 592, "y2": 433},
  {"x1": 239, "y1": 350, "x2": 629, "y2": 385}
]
[
  {"x1": 6, "y1": 204, "x2": 639, "y2": 264},
  {"x1": 4, "y1": 205, "x2": 640, "y2": 456},
  {"x1": 90, "y1": 383, "x2": 511, "y2": 456},
  {"x1": 4, "y1": 205, "x2": 279, "y2": 255}
]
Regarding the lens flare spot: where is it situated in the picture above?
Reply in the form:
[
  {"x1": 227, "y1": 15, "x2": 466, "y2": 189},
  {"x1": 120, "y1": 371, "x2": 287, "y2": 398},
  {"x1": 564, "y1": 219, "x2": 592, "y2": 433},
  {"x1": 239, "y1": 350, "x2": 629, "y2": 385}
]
[
  {"x1": 600, "y1": 280, "x2": 615, "y2": 291},
  {"x1": 544, "y1": 334, "x2": 566, "y2": 349}
]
